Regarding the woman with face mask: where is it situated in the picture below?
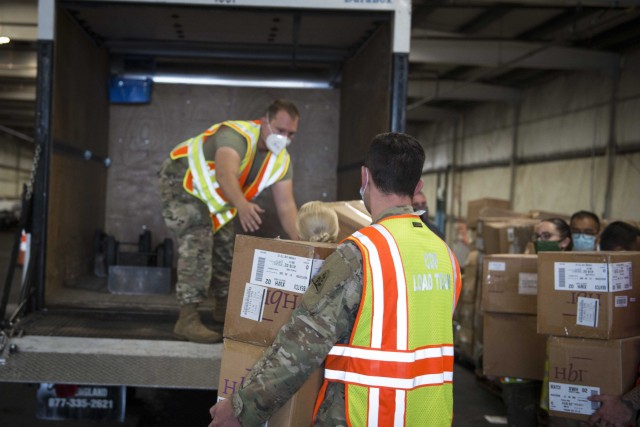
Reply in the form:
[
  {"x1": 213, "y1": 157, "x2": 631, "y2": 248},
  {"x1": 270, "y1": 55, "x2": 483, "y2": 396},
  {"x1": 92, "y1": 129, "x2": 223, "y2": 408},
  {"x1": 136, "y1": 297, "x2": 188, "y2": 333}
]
[
  {"x1": 569, "y1": 210, "x2": 600, "y2": 251},
  {"x1": 533, "y1": 218, "x2": 573, "y2": 252}
]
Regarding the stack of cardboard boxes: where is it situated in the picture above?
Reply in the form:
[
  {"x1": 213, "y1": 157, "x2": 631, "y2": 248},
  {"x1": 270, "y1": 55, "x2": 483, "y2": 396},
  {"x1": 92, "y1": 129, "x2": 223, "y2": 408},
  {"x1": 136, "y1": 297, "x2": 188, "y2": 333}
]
[
  {"x1": 537, "y1": 251, "x2": 640, "y2": 422},
  {"x1": 456, "y1": 198, "x2": 539, "y2": 366},
  {"x1": 217, "y1": 235, "x2": 336, "y2": 426},
  {"x1": 482, "y1": 254, "x2": 547, "y2": 381},
  {"x1": 216, "y1": 203, "x2": 371, "y2": 425}
]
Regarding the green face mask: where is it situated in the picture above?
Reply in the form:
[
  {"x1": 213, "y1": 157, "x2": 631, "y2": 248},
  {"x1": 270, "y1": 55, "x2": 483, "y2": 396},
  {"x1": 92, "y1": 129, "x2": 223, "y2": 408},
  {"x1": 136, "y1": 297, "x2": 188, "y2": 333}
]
[{"x1": 535, "y1": 240, "x2": 562, "y2": 253}]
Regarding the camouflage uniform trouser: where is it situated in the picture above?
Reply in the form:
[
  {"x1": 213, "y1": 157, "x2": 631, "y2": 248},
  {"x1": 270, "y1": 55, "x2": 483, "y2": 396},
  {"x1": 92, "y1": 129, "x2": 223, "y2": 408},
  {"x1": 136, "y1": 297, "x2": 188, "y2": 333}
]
[{"x1": 158, "y1": 158, "x2": 235, "y2": 306}]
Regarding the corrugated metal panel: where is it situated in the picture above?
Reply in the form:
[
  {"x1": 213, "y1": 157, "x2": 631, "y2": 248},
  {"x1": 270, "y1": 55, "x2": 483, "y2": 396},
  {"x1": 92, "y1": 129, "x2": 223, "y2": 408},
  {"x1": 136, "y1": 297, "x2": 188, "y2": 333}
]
[
  {"x1": 514, "y1": 157, "x2": 607, "y2": 216},
  {"x1": 611, "y1": 152, "x2": 640, "y2": 220}
]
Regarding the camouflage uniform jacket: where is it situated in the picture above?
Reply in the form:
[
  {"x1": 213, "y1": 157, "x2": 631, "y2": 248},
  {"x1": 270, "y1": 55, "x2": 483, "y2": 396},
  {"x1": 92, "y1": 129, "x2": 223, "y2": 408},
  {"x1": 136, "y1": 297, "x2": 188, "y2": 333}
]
[{"x1": 232, "y1": 205, "x2": 417, "y2": 426}]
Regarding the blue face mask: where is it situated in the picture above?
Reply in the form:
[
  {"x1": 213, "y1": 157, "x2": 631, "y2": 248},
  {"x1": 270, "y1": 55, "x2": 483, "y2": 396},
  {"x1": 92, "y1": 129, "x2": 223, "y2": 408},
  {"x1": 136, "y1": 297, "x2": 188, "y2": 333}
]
[{"x1": 572, "y1": 233, "x2": 597, "y2": 251}]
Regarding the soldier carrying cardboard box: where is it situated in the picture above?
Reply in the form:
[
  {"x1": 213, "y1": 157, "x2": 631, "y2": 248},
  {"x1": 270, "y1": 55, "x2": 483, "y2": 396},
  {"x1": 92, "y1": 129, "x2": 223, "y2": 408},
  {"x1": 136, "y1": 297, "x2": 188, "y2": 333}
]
[{"x1": 209, "y1": 132, "x2": 462, "y2": 426}]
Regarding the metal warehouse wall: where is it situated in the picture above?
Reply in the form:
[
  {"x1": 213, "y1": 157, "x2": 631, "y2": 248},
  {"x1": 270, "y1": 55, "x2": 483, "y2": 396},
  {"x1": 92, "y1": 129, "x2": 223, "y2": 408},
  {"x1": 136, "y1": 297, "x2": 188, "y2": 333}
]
[
  {"x1": 0, "y1": 141, "x2": 31, "y2": 199},
  {"x1": 412, "y1": 46, "x2": 640, "y2": 234},
  {"x1": 106, "y1": 86, "x2": 340, "y2": 247}
]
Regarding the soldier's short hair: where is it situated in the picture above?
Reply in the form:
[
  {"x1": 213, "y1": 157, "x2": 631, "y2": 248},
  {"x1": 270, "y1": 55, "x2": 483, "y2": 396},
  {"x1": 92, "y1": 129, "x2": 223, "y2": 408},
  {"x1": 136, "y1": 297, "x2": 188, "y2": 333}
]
[
  {"x1": 266, "y1": 99, "x2": 299, "y2": 121},
  {"x1": 364, "y1": 132, "x2": 425, "y2": 198}
]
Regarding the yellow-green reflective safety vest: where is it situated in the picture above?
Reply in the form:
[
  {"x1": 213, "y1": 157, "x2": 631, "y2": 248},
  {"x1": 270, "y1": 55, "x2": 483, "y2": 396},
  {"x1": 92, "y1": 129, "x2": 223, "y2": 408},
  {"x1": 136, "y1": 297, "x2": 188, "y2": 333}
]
[
  {"x1": 169, "y1": 120, "x2": 290, "y2": 232},
  {"x1": 319, "y1": 214, "x2": 462, "y2": 427}
]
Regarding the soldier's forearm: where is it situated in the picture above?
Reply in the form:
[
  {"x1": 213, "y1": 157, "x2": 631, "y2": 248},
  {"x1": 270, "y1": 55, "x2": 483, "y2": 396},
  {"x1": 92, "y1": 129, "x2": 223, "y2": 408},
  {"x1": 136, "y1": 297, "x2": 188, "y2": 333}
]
[{"x1": 233, "y1": 307, "x2": 330, "y2": 425}]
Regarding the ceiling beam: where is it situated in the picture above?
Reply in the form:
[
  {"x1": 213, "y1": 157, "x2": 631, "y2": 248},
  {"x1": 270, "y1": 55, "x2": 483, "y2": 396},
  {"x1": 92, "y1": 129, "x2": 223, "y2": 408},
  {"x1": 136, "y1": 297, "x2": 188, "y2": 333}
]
[
  {"x1": 410, "y1": 38, "x2": 619, "y2": 71},
  {"x1": 406, "y1": 105, "x2": 460, "y2": 122},
  {"x1": 518, "y1": 8, "x2": 599, "y2": 40},
  {"x1": 457, "y1": 5, "x2": 515, "y2": 34},
  {"x1": 408, "y1": 80, "x2": 520, "y2": 103}
]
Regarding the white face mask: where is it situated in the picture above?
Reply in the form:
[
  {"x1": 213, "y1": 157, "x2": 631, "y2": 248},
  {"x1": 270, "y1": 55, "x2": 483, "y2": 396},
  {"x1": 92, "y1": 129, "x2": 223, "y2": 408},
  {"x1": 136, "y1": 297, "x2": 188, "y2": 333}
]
[{"x1": 265, "y1": 117, "x2": 291, "y2": 155}]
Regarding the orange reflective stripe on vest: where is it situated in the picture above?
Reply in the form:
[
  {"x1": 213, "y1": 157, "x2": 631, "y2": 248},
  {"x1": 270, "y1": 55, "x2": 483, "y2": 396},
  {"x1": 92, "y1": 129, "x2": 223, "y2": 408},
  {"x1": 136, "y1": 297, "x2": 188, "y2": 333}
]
[
  {"x1": 167, "y1": 120, "x2": 290, "y2": 233},
  {"x1": 325, "y1": 344, "x2": 455, "y2": 387}
]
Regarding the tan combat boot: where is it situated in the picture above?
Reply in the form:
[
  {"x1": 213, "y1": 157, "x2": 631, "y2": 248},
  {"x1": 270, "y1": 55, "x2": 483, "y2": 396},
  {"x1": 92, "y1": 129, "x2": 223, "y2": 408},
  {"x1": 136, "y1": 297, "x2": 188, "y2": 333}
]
[
  {"x1": 212, "y1": 296, "x2": 228, "y2": 324},
  {"x1": 174, "y1": 304, "x2": 222, "y2": 344}
]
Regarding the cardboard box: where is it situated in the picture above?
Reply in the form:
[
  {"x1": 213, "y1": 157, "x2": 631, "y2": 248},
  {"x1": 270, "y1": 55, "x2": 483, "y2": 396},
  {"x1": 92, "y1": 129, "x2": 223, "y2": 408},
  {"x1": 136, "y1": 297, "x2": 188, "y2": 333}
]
[
  {"x1": 482, "y1": 254, "x2": 538, "y2": 314},
  {"x1": 461, "y1": 250, "x2": 479, "y2": 305},
  {"x1": 466, "y1": 198, "x2": 511, "y2": 228},
  {"x1": 224, "y1": 235, "x2": 336, "y2": 346},
  {"x1": 547, "y1": 335, "x2": 640, "y2": 421},
  {"x1": 325, "y1": 200, "x2": 371, "y2": 241},
  {"x1": 483, "y1": 313, "x2": 547, "y2": 380},
  {"x1": 537, "y1": 252, "x2": 640, "y2": 339},
  {"x1": 528, "y1": 210, "x2": 571, "y2": 222},
  {"x1": 476, "y1": 219, "x2": 538, "y2": 255},
  {"x1": 217, "y1": 338, "x2": 323, "y2": 427}
]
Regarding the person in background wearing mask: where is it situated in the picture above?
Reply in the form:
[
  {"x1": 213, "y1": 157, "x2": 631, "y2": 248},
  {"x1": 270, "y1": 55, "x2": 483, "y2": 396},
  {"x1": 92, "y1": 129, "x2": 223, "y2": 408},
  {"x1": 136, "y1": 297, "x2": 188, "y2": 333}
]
[
  {"x1": 569, "y1": 210, "x2": 600, "y2": 251},
  {"x1": 412, "y1": 191, "x2": 445, "y2": 240},
  {"x1": 158, "y1": 99, "x2": 299, "y2": 343},
  {"x1": 533, "y1": 218, "x2": 572, "y2": 252}
]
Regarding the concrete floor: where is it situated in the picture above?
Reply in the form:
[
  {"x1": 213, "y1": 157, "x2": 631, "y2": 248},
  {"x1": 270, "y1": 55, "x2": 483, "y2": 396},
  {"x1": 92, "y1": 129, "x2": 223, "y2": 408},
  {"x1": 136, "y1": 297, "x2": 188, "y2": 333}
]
[{"x1": 0, "y1": 227, "x2": 508, "y2": 425}]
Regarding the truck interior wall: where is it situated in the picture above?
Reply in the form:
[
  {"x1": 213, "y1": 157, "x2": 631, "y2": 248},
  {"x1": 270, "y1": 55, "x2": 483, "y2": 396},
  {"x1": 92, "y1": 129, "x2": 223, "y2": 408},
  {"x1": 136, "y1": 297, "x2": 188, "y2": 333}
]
[
  {"x1": 106, "y1": 87, "x2": 339, "y2": 247},
  {"x1": 337, "y1": 22, "x2": 391, "y2": 201},
  {"x1": 411, "y1": 46, "x2": 640, "y2": 230},
  {"x1": 0, "y1": 142, "x2": 31, "y2": 198},
  {"x1": 46, "y1": 9, "x2": 110, "y2": 294}
]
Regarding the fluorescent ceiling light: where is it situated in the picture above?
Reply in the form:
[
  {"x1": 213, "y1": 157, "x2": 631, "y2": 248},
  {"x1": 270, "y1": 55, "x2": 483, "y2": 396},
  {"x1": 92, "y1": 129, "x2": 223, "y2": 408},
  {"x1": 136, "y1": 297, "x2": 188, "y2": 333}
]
[
  {"x1": 146, "y1": 74, "x2": 331, "y2": 89},
  {"x1": 0, "y1": 36, "x2": 11, "y2": 45}
]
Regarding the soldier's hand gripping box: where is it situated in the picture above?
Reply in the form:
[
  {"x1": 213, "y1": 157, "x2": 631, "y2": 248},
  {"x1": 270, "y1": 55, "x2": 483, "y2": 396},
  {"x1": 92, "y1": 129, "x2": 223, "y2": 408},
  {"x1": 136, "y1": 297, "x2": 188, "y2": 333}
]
[
  {"x1": 224, "y1": 235, "x2": 336, "y2": 346},
  {"x1": 547, "y1": 335, "x2": 640, "y2": 421},
  {"x1": 537, "y1": 252, "x2": 640, "y2": 339},
  {"x1": 217, "y1": 338, "x2": 323, "y2": 427}
]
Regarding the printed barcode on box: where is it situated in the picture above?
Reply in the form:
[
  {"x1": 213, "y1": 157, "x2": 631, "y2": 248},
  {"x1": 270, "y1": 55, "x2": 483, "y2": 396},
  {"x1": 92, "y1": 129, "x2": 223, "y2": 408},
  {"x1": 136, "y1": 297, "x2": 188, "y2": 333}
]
[
  {"x1": 255, "y1": 257, "x2": 265, "y2": 282},
  {"x1": 576, "y1": 297, "x2": 599, "y2": 328},
  {"x1": 590, "y1": 390, "x2": 599, "y2": 411},
  {"x1": 615, "y1": 296, "x2": 628, "y2": 308},
  {"x1": 558, "y1": 268, "x2": 566, "y2": 288}
]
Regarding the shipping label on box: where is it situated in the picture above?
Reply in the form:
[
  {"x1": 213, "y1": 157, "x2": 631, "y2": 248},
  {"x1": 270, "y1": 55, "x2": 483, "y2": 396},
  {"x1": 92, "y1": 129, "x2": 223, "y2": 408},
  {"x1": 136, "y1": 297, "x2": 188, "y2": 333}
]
[
  {"x1": 519, "y1": 273, "x2": 538, "y2": 295},
  {"x1": 549, "y1": 382, "x2": 600, "y2": 416},
  {"x1": 240, "y1": 257, "x2": 326, "y2": 321},
  {"x1": 225, "y1": 236, "x2": 336, "y2": 346},
  {"x1": 537, "y1": 252, "x2": 640, "y2": 339},
  {"x1": 250, "y1": 249, "x2": 315, "y2": 294},
  {"x1": 547, "y1": 335, "x2": 640, "y2": 421}
]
